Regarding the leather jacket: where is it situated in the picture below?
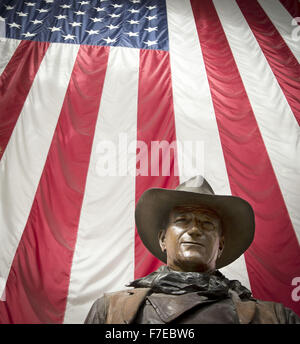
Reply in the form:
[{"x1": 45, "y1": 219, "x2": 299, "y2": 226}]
[{"x1": 84, "y1": 287, "x2": 300, "y2": 324}]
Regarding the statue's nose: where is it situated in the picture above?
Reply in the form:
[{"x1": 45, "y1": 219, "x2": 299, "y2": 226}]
[{"x1": 187, "y1": 218, "x2": 203, "y2": 235}]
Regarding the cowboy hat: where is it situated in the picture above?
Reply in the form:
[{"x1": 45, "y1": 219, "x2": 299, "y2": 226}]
[{"x1": 135, "y1": 176, "x2": 255, "y2": 269}]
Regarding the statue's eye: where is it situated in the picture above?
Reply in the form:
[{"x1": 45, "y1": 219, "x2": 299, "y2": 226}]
[
  {"x1": 202, "y1": 221, "x2": 215, "y2": 230},
  {"x1": 175, "y1": 217, "x2": 186, "y2": 223}
]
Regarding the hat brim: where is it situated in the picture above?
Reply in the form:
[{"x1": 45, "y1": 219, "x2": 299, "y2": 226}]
[{"x1": 135, "y1": 188, "x2": 255, "y2": 269}]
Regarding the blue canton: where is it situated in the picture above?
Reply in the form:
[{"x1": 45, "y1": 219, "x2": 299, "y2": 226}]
[{"x1": 0, "y1": 0, "x2": 169, "y2": 51}]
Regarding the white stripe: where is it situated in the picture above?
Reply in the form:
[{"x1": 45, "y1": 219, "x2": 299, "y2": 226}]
[
  {"x1": 257, "y1": 0, "x2": 300, "y2": 63},
  {"x1": 63, "y1": 47, "x2": 138, "y2": 324},
  {"x1": 0, "y1": 43, "x2": 79, "y2": 297},
  {"x1": 166, "y1": 0, "x2": 251, "y2": 289},
  {"x1": 0, "y1": 38, "x2": 20, "y2": 76},
  {"x1": 213, "y1": 0, "x2": 300, "y2": 242}
]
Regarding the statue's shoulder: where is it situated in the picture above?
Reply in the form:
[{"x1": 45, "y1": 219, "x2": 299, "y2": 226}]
[{"x1": 103, "y1": 287, "x2": 151, "y2": 324}]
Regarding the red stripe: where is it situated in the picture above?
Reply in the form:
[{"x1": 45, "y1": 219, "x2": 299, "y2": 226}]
[
  {"x1": 0, "y1": 41, "x2": 49, "y2": 160},
  {"x1": 134, "y1": 49, "x2": 179, "y2": 279},
  {"x1": 191, "y1": 0, "x2": 300, "y2": 316},
  {"x1": 279, "y1": 0, "x2": 300, "y2": 19},
  {"x1": 0, "y1": 45, "x2": 109, "y2": 324},
  {"x1": 237, "y1": 0, "x2": 300, "y2": 126}
]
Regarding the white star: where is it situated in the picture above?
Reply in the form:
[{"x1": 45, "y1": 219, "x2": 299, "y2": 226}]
[
  {"x1": 55, "y1": 15, "x2": 67, "y2": 20},
  {"x1": 125, "y1": 32, "x2": 139, "y2": 37},
  {"x1": 25, "y1": 2, "x2": 36, "y2": 6},
  {"x1": 79, "y1": 1, "x2": 90, "y2": 5},
  {"x1": 70, "y1": 22, "x2": 82, "y2": 27},
  {"x1": 90, "y1": 17, "x2": 103, "y2": 23},
  {"x1": 8, "y1": 22, "x2": 21, "y2": 29},
  {"x1": 5, "y1": 5, "x2": 14, "y2": 10},
  {"x1": 106, "y1": 24, "x2": 119, "y2": 30},
  {"x1": 94, "y1": 7, "x2": 106, "y2": 12},
  {"x1": 44, "y1": 0, "x2": 54, "y2": 3},
  {"x1": 144, "y1": 27, "x2": 158, "y2": 33},
  {"x1": 128, "y1": 9, "x2": 139, "y2": 14},
  {"x1": 74, "y1": 11, "x2": 86, "y2": 15},
  {"x1": 111, "y1": 4, "x2": 123, "y2": 8},
  {"x1": 62, "y1": 34, "x2": 76, "y2": 40},
  {"x1": 48, "y1": 26, "x2": 61, "y2": 32},
  {"x1": 36, "y1": 9, "x2": 49, "y2": 13},
  {"x1": 127, "y1": 20, "x2": 139, "y2": 25},
  {"x1": 144, "y1": 40, "x2": 158, "y2": 47},
  {"x1": 108, "y1": 13, "x2": 121, "y2": 18},
  {"x1": 130, "y1": 0, "x2": 141, "y2": 3},
  {"x1": 86, "y1": 29, "x2": 99, "y2": 35},
  {"x1": 146, "y1": 15, "x2": 157, "y2": 21},
  {"x1": 31, "y1": 19, "x2": 43, "y2": 24},
  {"x1": 22, "y1": 31, "x2": 37, "y2": 37},
  {"x1": 102, "y1": 37, "x2": 116, "y2": 44},
  {"x1": 146, "y1": 6, "x2": 157, "y2": 10},
  {"x1": 100, "y1": 0, "x2": 108, "y2": 2},
  {"x1": 0, "y1": 16, "x2": 6, "y2": 21},
  {"x1": 60, "y1": 4, "x2": 72, "y2": 9},
  {"x1": 17, "y1": 11, "x2": 28, "y2": 17}
]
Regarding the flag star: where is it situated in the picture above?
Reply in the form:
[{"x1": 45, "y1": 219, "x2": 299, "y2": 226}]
[
  {"x1": 94, "y1": 7, "x2": 106, "y2": 13},
  {"x1": 8, "y1": 22, "x2": 21, "y2": 29},
  {"x1": 48, "y1": 26, "x2": 61, "y2": 32},
  {"x1": 128, "y1": 9, "x2": 139, "y2": 14},
  {"x1": 74, "y1": 11, "x2": 86, "y2": 15},
  {"x1": 79, "y1": 1, "x2": 90, "y2": 5},
  {"x1": 22, "y1": 31, "x2": 37, "y2": 37},
  {"x1": 36, "y1": 9, "x2": 49, "y2": 13},
  {"x1": 5, "y1": 5, "x2": 14, "y2": 10},
  {"x1": 130, "y1": 0, "x2": 141, "y2": 3},
  {"x1": 31, "y1": 19, "x2": 43, "y2": 24},
  {"x1": 146, "y1": 15, "x2": 157, "y2": 21},
  {"x1": 45, "y1": 0, "x2": 54, "y2": 3},
  {"x1": 60, "y1": 4, "x2": 72, "y2": 9},
  {"x1": 127, "y1": 20, "x2": 139, "y2": 25},
  {"x1": 108, "y1": 13, "x2": 121, "y2": 18},
  {"x1": 100, "y1": 0, "x2": 108, "y2": 2},
  {"x1": 144, "y1": 40, "x2": 158, "y2": 47},
  {"x1": 106, "y1": 24, "x2": 119, "y2": 30},
  {"x1": 90, "y1": 17, "x2": 103, "y2": 22},
  {"x1": 70, "y1": 22, "x2": 82, "y2": 27},
  {"x1": 62, "y1": 34, "x2": 76, "y2": 40},
  {"x1": 126, "y1": 32, "x2": 139, "y2": 37},
  {"x1": 102, "y1": 37, "x2": 116, "y2": 44},
  {"x1": 55, "y1": 15, "x2": 67, "y2": 20},
  {"x1": 17, "y1": 11, "x2": 28, "y2": 17},
  {"x1": 0, "y1": 16, "x2": 6, "y2": 21},
  {"x1": 111, "y1": 4, "x2": 123, "y2": 8},
  {"x1": 86, "y1": 29, "x2": 99, "y2": 35},
  {"x1": 146, "y1": 6, "x2": 157, "y2": 10},
  {"x1": 25, "y1": 2, "x2": 36, "y2": 6},
  {"x1": 144, "y1": 27, "x2": 158, "y2": 32}
]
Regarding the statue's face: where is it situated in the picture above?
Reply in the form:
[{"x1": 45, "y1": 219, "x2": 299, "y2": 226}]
[{"x1": 159, "y1": 205, "x2": 224, "y2": 273}]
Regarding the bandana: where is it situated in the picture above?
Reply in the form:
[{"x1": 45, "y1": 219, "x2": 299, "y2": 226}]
[{"x1": 127, "y1": 265, "x2": 252, "y2": 300}]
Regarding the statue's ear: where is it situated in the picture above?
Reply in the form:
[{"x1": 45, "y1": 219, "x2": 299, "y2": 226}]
[
  {"x1": 218, "y1": 235, "x2": 225, "y2": 258},
  {"x1": 158, "y1": 230, "x2": 166, "y2": 252}
]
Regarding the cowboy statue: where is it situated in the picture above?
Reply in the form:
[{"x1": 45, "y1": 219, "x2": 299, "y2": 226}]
[{"x1": 85, "y1": 176, "x2": 300, "y2": 324}]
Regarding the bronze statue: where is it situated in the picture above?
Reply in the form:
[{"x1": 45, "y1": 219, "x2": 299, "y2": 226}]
[{"x1": 85, "y1": 176, "x2": 300, "y2": 324}]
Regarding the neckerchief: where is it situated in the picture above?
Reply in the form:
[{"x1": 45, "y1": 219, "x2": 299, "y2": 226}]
[{"x1": 127, "y1": 265, "x2": 252, "y2": 300}]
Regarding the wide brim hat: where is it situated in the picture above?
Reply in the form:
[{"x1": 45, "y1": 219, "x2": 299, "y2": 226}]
[{"x1": 135, "y1": 176, "x2": 255, "y2": 269}]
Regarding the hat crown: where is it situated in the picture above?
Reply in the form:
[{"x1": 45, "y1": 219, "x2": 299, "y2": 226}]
[{"x1": 176, "y1": 176, "x2": 215, "y2": 195}]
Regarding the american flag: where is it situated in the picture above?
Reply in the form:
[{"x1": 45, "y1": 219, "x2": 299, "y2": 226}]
[{"x1": 0, "y1": 0, "x2": 299, "y2": 323}]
